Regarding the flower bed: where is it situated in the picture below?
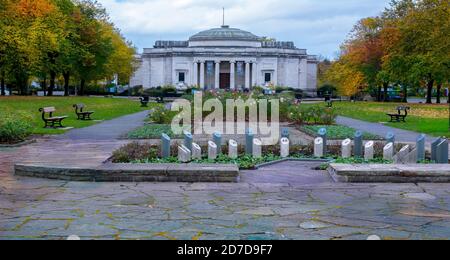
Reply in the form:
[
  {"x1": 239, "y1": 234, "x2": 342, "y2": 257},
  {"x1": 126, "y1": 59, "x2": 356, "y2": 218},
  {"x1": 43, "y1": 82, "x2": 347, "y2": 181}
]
[{"x1": 111, "y1": 141, "x2": 395, "y2": 170}]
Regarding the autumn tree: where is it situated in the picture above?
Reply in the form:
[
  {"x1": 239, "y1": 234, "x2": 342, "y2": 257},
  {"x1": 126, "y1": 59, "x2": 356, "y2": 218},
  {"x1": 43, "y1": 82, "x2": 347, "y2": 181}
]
[
  {"x1": 382, "y1": 0, "x2": 450, "y2": 104},
  {"x1": 0, "y1": 0, "x2": 10, "y2": 95},
  {"x1": 103, "y1": 25, "x2": 136, "y2": 86},
  {"x1": 0, "y1": 0, "x2": 135, "y2": 96}
]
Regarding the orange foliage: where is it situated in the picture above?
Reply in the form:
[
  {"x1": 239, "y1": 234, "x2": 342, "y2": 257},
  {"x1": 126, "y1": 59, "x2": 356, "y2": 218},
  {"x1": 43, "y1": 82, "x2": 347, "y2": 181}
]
[{"x1": 13, "y1": 0, "x2": 55, "y2": 18}]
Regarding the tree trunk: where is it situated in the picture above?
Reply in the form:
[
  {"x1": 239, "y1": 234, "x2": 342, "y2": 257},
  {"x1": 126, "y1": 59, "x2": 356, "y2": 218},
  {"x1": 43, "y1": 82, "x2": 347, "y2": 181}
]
[
  {"x1": 16, "y1": 73, "x2": 27, "y2": 95},
  {"x1": 436, "y1": 83, "x2": 442, "y2": 104},
  {"x1": 1, "y1": 71, "x2": 5, "y2": 96},
  {"x1": 383, "y1": 82, "x2": 389, "y2": 102},
  {"x1": 448, "y1": 87, "x2": 450, "y2": 104},
  {"x1": 63, "y1": 72, "x2": 70, "y2": 96},
  {"x1": 426, "y1": 78, "x2": 434, "y2": 104},
  {"x1": 402, "y1": 85, "x2": 408, "y2": 103},
  {"x1": 48, "y1": 71, "x2": 56, "y2": 96},
  {"x1": 79, "y1": 79, "x2": 85, "y2": 96},
  {"x1": 377, "y1": 86, "x2": 382, "y2": 102},
  {"x1": 41, "y1": 77, "x2": 47, "y2": 96}
]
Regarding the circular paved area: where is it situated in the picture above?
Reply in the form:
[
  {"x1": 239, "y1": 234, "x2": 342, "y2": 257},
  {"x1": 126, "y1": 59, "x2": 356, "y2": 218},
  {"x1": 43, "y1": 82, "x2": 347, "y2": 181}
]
[{"x1": 1, "y1": 112, "x2": 450, "y2": 240}]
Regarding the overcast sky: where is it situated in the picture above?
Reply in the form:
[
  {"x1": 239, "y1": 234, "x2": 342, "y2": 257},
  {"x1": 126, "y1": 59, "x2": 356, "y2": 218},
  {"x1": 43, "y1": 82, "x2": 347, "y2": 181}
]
[{"x1": 98, "y1": 0, "x2": 391, "y2": 59}]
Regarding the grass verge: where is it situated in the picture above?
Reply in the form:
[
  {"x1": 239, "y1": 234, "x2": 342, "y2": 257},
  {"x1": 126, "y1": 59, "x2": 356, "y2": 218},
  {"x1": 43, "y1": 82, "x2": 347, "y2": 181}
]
[{"x1": 0, "y1": 96, "x2": 154, "y2": 135}]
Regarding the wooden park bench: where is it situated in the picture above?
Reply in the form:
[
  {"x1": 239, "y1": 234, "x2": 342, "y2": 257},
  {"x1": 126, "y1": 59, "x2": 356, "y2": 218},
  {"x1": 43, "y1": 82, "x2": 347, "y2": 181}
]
[
  {"x1": 73, "y1": 104, "x2": 94, "y2": 120},
  {"x1": 387, "y1": 106, "x2": 410, "y2": 122},
  {"x1": 39, "y1": 107, "x2": 68, "y2": 128},
  {"x1": 140, "y1": 96, "x2": 150, "y2": 107}
]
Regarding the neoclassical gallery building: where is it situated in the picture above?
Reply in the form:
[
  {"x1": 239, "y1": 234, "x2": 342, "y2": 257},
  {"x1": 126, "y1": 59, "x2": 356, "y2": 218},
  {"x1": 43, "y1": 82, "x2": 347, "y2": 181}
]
[{"x1": 130, "y1": 25, "x2": 318, "y2": 95}]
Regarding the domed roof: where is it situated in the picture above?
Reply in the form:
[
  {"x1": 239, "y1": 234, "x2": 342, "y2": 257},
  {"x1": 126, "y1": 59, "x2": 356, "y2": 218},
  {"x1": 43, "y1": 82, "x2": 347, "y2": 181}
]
[{"x1": 189, "y1": 26, "x2": 260, "y2": 42}]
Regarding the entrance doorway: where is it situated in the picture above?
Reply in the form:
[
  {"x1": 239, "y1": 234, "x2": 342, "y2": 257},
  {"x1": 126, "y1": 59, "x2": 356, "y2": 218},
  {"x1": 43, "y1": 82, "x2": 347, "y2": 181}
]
[{"x1": 220, "y1": 73, "x2": 230, "y2": 89}]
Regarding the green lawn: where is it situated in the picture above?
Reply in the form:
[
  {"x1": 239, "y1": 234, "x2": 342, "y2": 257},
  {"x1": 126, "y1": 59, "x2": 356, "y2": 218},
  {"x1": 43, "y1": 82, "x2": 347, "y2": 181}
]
[
  {"x1": 0, "y1": 96, "x2": 153, "y2": 135},
  {"x1": 128, "y1": 124, "x2": 182, "y2": 139},
  {"x1": 301, "y1": 125, "x2": 381, "y2": 140},
  {"x1": 331, "y1": 102, "x2": 450, "y2": 137}
]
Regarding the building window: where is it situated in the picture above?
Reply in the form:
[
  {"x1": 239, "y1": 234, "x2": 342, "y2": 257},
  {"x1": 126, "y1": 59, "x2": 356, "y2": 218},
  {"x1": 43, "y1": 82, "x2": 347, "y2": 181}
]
[
  {"x1": 264, "y1": 73, "x2": 272, "y2": 83},
  {"x1": 178, "y1": 72, "x2": 185, "y2": 83}
]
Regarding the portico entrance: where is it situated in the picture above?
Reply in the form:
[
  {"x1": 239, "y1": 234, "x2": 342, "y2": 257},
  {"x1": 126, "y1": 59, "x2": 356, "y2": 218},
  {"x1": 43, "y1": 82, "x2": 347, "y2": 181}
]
[
  {"x1": 220, "y1": 73, "x2": 230, "y2": 89},
  {"x1": 194, "y1": 60, "x2": 255, "y2": 90}
]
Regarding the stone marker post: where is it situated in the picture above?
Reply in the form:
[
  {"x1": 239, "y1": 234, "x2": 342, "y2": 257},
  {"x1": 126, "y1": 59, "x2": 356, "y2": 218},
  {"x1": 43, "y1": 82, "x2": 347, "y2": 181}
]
[
  {"x1": 253, "y1": 138, "x2": 262, "y2": 158},
  {"x1": 431, "y1": 138, "x2": 443, "y2": 162},
  {"x1": 354, "y1": 131, "x2": 363, "y2": 157},
  {"x1": 436, "y1": 139, "x2": 449, "y2": 164},
  {"x1": 213, "y1": 132, "x2": 222, "y2": 154},
  {"x1": 318, "y1": 128, "x2": 327, "y2": 155},
  {"x1": 364, "y1": 141, "x2": 374, "y2": 161},
  {"x1": 280, "y1": 138, "x2": 290, "y2": 158},
  {"x1": 383, "y1": 142, "x2": 394, "y2": 161},
  {"x1": 208, "y1": 141, "x2": 218, "y2": 160},
  {"x1": 341, "y1": 139, "x2": 352, "y2": 158},
  {"x1": 183, "y1": 131, "x2": 193, "y2": 153},
  {"x1": 191, "y1": 143, "x2": 202, "y2": 160},
  {"x1": 228, "y1": 139, "x2": 238, "y2": 159},
  {"x1": 394, "y1": 145, "x2": 410, "y2": 164},
  {"x1": 161, "y1": 134, "x2": 171, "y2": 159},
  {"x1": 245, "y1": 129, "x2": 254, "y2": 155},
  {"x1": 416, "y1": 134, "x2": 426, "y2": 162},
  {"x1": 178, "y1": 145, "x2": 191, "y2": 163},
  {"x1": 386, "y1": 132, "x2": 395, "y2": 144},
  {"x1": 314, "y1": 137, "x2": 324, "y2": 158}
]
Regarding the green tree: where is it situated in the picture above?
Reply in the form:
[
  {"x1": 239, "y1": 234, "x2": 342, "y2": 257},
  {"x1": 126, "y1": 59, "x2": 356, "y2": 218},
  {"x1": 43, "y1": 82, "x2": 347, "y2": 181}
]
[
  {"x1": 74, "y1": 0, "x2": 113, "y2": 95},
  {"x1": 103, "y1": 25, "x2": 136, "y2": 86},
  {"x1": 382, "y1": 0, "x2": 450, "y2": 104}
]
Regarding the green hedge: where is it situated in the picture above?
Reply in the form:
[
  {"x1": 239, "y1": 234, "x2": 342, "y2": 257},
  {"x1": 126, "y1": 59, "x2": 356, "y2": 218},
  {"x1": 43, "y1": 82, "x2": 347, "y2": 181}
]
[{"x1": 0, "y1": 112, "x2": 34, "y2": 144}]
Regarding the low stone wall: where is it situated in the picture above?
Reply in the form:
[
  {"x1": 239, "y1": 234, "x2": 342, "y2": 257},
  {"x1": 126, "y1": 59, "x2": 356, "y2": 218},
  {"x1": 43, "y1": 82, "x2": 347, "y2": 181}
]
[
  {"x1": 15, "y1": 163, "x2": 240, "y2": 183},
  {"x1": 329, "y1": 163, "x2": 450, "y2": 183}
]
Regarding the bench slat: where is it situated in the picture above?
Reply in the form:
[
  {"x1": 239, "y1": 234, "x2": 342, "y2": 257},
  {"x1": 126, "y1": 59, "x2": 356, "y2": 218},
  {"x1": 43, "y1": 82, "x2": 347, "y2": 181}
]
[{"x1": 43, "y1": 107, "x2": 56, "y2": 113}]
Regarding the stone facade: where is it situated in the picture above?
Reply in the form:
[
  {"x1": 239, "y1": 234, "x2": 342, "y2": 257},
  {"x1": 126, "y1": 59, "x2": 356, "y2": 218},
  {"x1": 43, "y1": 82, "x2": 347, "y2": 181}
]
[{"x1": 130, "y1": 26, "x2": 319, "y2": 96}]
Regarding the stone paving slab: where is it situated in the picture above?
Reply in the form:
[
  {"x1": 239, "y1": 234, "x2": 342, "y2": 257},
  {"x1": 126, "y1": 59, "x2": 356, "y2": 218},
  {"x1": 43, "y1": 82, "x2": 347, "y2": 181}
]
[
  {"x1": 329, "y1": 163, "x2": 450, "y2": 183},
  {"x1": 2, "y1": 111, "x2": 450, "y2": 240}
]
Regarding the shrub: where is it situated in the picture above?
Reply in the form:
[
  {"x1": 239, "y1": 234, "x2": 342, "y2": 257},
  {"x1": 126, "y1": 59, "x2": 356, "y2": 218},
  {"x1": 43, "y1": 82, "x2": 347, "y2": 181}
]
[
  {"x1": 288, "y1": 105, "x2": 337, "y2": 125},
  {"x1": 149, "y1": 106, "x2": 178, "y2": 124},
  {"x1": 0, "y1": 112, "x2": 34, "y2": 144},
  {"x1": 111, "y1": 142, "x2": 159, "y2": 163},
  {"x1": 128, "y1": 124, "x2": 180, "y2": 139}
]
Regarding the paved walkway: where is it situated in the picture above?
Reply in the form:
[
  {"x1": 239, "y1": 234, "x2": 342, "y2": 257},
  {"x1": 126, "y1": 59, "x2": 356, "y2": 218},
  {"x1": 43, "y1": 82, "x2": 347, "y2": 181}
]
[
  {"x1": 58, "y1": 110, "x2": 149, "y2": 140},
  {"x1": 336, "y1": 116, "x2": 439, "y2": 142},
  {"x1": 1, "y1": 112, "x2": 450, "y2": 240}
]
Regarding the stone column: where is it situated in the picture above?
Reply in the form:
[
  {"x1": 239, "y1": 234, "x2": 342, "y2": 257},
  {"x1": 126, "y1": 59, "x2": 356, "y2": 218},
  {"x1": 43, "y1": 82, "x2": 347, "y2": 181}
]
[
  {"x1": 230, "y1": 61, "x2": 236, "y2": 90},
  {"x1": 245, "y1": 62, "x2": 251, "y2": 89},
  {"x1": 215, "y1": 61, "x2": 220, "y2": 89},
  {"x1": 199, "y1": 61, "x2": 205, "y2": 89},
  {"x1": 192, "y1": 62, "x2": 198, "y2": 87},
  {"x1": 251, "y1": 62, "x2": 257, "y2": 87}
]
